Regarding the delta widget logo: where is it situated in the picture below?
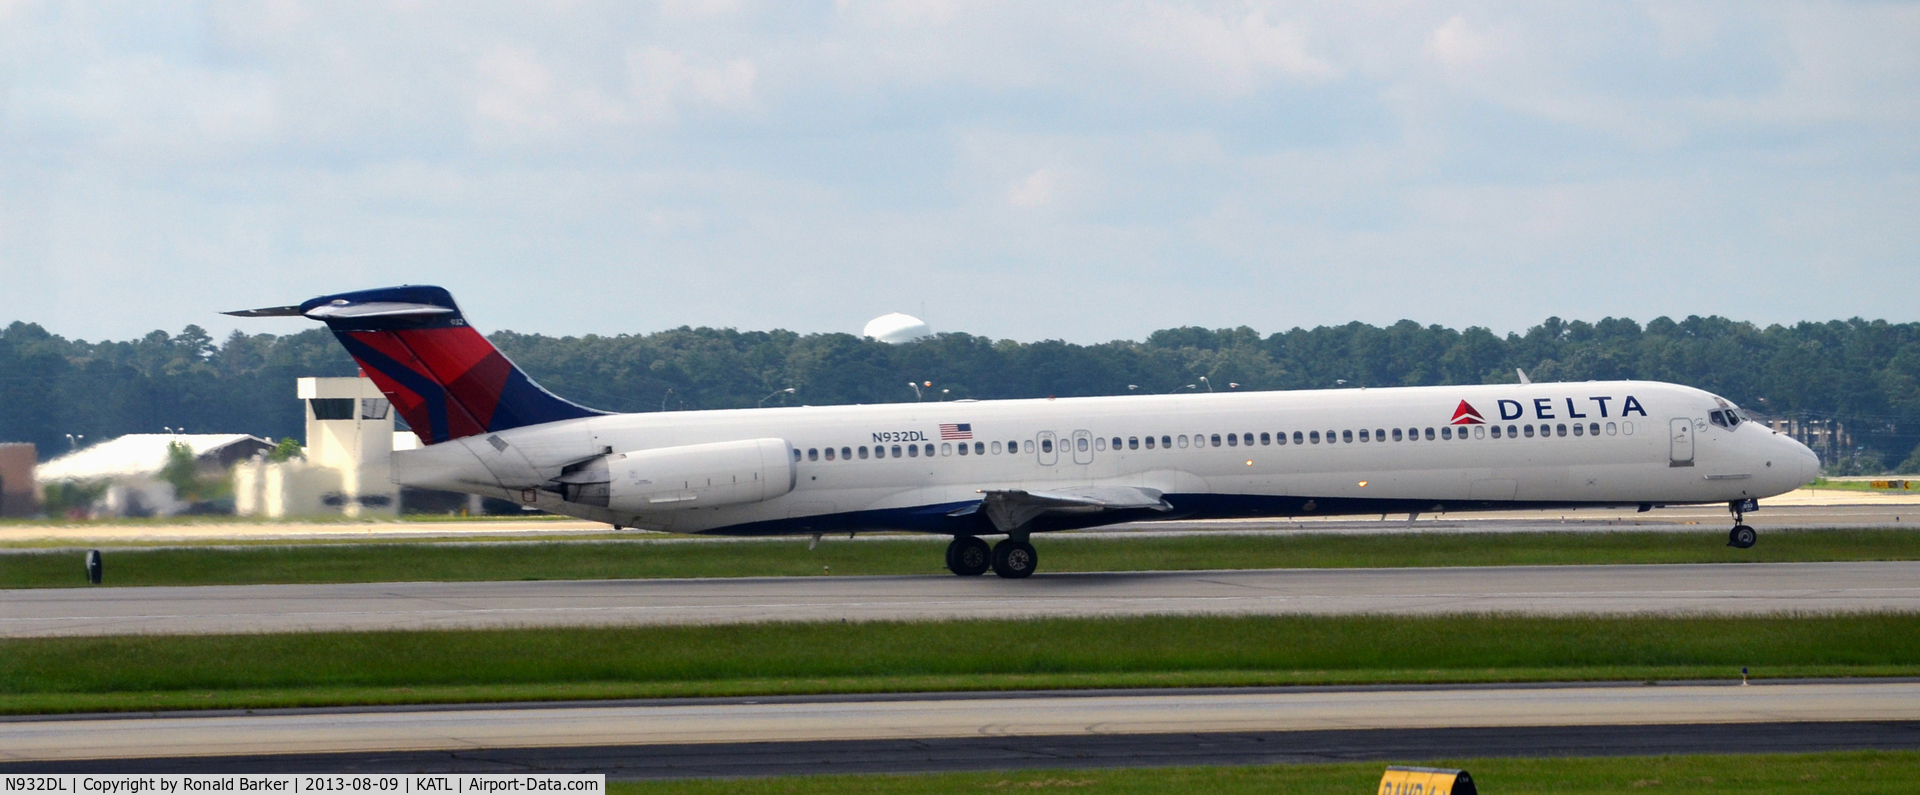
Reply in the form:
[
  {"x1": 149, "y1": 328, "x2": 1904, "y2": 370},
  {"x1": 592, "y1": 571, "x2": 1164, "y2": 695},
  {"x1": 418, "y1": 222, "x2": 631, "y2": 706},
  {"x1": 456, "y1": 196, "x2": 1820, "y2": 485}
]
[{"x1": 1450, "y1": 401, "x2": 1486, "y2": 425}]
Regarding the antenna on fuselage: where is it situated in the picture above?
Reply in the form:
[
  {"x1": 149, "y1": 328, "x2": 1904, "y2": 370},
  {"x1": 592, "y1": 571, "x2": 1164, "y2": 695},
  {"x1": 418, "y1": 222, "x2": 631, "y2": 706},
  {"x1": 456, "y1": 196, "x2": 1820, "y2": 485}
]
[{"x1": 1516, "y1": 369, "x2": 1533, "y2": 385}]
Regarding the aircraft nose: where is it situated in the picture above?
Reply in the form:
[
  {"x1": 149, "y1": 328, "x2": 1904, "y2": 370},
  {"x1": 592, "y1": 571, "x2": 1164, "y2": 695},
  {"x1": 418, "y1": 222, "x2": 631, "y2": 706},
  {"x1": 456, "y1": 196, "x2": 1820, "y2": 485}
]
[{"x1": 1783, "y1": 438, "x2": 1821, "y2": 485}]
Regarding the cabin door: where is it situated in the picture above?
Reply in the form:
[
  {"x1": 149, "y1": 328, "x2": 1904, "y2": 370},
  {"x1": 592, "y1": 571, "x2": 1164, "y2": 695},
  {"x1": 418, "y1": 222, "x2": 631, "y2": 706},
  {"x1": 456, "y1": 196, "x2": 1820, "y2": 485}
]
[
  {"x1": 1072, "y1": 430, "x2": 1094, "y2": 465},
  {"x1": 1669, "y1": 418, "x2": 1695, "y2": 467},
  {"x1": 1036, "y1": 431, "x2": 1058, "y2": 466}
]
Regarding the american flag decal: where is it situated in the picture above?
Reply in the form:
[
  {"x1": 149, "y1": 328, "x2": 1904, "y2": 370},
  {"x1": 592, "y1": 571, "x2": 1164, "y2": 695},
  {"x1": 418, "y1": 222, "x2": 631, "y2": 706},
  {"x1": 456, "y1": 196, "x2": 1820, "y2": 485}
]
[{"x1": 939, "y1": 423, "x2": 973, "y2": 440}]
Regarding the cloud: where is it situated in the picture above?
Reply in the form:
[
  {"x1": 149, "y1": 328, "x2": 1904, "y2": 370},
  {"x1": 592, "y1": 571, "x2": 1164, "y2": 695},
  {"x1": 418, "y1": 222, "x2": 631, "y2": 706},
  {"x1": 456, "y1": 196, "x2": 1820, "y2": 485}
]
[
  {"x1": 625, "y1": 47, "x2": 756, "y2": 126},
  {"x1": 0, "y1": 1, "x2": 1915, "y2": 345},
  {"x1": 1130, "y1": 5, "x2": 1336, "y2": 94}
]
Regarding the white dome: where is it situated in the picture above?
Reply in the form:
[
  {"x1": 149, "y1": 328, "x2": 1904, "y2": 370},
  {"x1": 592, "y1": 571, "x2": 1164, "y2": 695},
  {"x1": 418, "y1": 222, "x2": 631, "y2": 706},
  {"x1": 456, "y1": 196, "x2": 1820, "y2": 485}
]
[{"x1": 863, "y1": 313, "x2": 932, "y2": 344}]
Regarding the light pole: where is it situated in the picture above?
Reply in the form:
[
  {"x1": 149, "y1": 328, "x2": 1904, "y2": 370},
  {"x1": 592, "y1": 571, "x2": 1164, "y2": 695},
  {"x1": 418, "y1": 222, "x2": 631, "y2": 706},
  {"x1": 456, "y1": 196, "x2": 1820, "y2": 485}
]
[
  {"x1": 660, "y1": 389, "x2": 674, "y2": 412},
  {"x1": 65, "y1": 433, "x2": 84, "y2": 451},
  {"x1": 759, "y1": 388, "x2": 796, "y2": 408},
  {"x1": 940, "y1": 389, "x2": 950, "y2": 401},
  {"x1": 1198, "y1": 376, "x2": 1213, "y2": 392},
  {"x1": 908, "y1": 382, "x2": 926, "y2": 401}
]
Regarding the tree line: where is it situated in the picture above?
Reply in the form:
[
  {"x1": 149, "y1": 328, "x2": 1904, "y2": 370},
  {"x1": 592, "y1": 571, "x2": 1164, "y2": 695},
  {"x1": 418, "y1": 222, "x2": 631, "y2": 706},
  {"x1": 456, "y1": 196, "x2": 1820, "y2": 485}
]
[{"x1": 3, "y1": 315, "x2": 1917, "y2": 472}]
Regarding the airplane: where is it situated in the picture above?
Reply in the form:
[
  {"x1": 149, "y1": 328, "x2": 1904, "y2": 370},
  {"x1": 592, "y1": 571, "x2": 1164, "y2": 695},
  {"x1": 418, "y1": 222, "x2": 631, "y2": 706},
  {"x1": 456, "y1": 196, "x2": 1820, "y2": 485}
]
[{"x1": 230, "y1": 285, "x2": 1823, "y2": 578}]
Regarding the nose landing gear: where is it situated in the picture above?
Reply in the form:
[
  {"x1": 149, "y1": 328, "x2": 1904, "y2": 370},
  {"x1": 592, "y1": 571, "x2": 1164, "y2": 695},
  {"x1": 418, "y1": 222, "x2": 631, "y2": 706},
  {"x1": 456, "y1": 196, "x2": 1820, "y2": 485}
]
[{"x1": 1727, "y1": 501, "x2": 1757, "y2": 549}]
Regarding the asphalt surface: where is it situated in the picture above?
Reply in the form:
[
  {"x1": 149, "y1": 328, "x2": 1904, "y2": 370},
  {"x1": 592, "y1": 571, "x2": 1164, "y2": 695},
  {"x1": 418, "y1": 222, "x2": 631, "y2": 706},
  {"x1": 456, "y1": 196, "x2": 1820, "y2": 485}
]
[
  {"x1": 4, "y1": 491, "x2": 1917, "y2": 546},
  {"x1": 7, "y1": 561, "x2": 1920, "y2": 637},
  {"x1": 4, "y1": 682, "x2": 1918, "y2": 774},
  {"x1": 8, "y1": 722, "x2": 1919, "y2": 777}
]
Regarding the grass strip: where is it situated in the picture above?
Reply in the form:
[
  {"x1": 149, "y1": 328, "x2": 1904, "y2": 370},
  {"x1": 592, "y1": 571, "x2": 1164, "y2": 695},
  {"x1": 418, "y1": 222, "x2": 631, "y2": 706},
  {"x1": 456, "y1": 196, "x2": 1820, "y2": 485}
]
[
  {"x1": 609, "y1": 751, "x2": 1920, "y2": 794},
  {"x1": 7, "y1": 527, "x2": 1920, "y2": 589},
  {"x1": 5, "y1": 614, "x2": 1919, "y2": 714}
]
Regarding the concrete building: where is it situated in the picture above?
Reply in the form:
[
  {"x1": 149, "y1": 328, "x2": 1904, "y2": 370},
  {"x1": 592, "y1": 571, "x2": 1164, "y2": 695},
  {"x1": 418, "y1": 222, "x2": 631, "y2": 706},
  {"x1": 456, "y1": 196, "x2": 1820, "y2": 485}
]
[
  {"x1": 0, "y1": 443, "x2": 36, "y2": 518},
  {"x1": 233, "y1": 376, "x2": 405, "y2": 518},
  {"x1": 35, "y1": 434, "x2": 273, "y2": 517}
]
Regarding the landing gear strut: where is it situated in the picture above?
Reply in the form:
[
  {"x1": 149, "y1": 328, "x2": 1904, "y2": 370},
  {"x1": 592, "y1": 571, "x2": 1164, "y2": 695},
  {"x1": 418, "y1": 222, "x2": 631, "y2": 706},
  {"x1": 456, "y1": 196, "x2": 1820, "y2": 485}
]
[
  {"x1": 946, "y1": 536, "x2": 991, "y2": 576},
  {"x1": 1727, "y1": 501, "x2": 1757, "y2": 549}
]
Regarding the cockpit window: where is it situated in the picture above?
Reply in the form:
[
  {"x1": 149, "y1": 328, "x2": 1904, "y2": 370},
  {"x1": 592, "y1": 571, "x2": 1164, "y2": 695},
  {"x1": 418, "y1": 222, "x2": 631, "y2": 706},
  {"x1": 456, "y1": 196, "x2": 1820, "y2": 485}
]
[{"x1": 1709, "y1": 409, "x2": 1744, "y2": 429}]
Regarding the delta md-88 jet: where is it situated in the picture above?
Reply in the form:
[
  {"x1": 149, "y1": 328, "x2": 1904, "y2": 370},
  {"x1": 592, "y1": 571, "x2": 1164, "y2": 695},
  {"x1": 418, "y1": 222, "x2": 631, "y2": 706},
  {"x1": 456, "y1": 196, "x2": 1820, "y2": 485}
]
[{"x1": 233, "y1": 286, "x2": 1822, "y2": 578}]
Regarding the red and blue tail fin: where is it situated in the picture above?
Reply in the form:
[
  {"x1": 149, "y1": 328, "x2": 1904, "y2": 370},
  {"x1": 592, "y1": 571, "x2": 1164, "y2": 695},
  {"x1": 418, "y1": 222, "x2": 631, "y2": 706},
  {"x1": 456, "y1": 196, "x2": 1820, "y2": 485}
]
[{"x1": 229, "y1": 286, "x2": 604, "y2": 444}]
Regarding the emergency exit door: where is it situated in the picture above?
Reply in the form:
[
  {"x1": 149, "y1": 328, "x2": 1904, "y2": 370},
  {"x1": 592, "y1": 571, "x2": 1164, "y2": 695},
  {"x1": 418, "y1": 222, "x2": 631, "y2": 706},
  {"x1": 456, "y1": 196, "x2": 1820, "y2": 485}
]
[
  {"x1": 1669, "y1": 418, "x2": 1695, "y2": 467},
  {"x1": 1072, "y1": 430, "x2": 1094, "y2": 465},
  {"x1": 1037, "y1": 431, "x2": 1058, "y2": 466}
]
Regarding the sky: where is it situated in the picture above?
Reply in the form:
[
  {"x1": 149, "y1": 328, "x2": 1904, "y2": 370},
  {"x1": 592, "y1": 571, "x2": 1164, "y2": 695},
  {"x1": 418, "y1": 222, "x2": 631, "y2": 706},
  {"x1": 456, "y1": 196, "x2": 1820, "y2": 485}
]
[{"x1": 2, "y1": 1, "x2": 1917, "y2": 344}]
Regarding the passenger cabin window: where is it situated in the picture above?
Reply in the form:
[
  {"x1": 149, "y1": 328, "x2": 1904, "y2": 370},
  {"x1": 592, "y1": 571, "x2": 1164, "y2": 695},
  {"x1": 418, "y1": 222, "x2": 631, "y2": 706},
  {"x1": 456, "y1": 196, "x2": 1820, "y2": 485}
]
[
  {"x1": 958, "y1": 442, "x2": 969, "y2": 455},
  {"x1": 1440, "y1": 427, "x2": 1451, "y2": 440},
  {"x1": 824, "y1": 448, "x2": 835, "y2": 461},
  {"x1": 1310, "y1": 431, "x2": 1321, "y2": 444},
  {"x1": 1178, "y1": 435, "x2": 1189, "y2": 448},
  {"x1": 1041, "y1": 439, "x2": 1053, "y2": 453},
  {"x1": 1490, "y1": 426, "x2": 1501, "y2": 439},
  {"x1": 1161, "y1": 435, "x2": 1171, "y2": 448},
  {"x1": 975, "y1": 442, "x2": 985, "y2": 455},
  {"x1": 1293, "y1": 431, "x2": 1304, "y2": 444},
  {"x1": 1260, "y1": 432, "x2": 1271, "y2": 445},
  {"x1": 1507, "y1": 425, "x2": 1518, "y2": 437},
  {"x1": 793, "y1": 449, "x2": 802, "y2": 462},
  {"x1": 1077, "y1": 437, "x2": 1089, "y2": 452},
  {"x1": 1557, "y1": 423, "x2": 1567, "y2": 437},
  {"x1": 1226, "y1": 433, "x2": 1237, "y2": 447},
  {"x1": 940, "y1": 443, "x2": 952, "y2": 456},
  {"x1": 1024, "y1": 440, "x2": 1034, "y2": 453},
  {"x1": 1393, "y1": 428, "x2": 1404, "y2": 441},
  {"x1": 992, "y1": 441, "x2": 1004, "y2": 454},
  {"x1": 924, "y1": 443, "x2": 935, "y2": 456},
  {"x1": 892, "y1": 444, "x2": 904, "y2": 457},
  {"x1": 1605, "y1": 422, "x2": 1617, "y2": 435},
  {"x1": 1573, "y1": 423, "x2": 1584, "y2": 437},
  {"x1": 859, "y1": 446, "x2": 870, "y2": 459},
  {"x1": 1129, "y1": 437, "x2": 1140, "y2": 450},
  {"x1": 1342, "y1": 429, "x2": 1353, "y2": 443},
  {"x1": 1359, "y1": 429, "x2": 1370, "y2": 442},
  {"x1": 1588, "y1": 423, "x2": 1599, "y2": 436},
  {"x1": 1523, "y1": 425, "x2": 1534, "y2": 438},
  {"x1": 808, "y1": 448, "x2": 819, "y2": 461},
  {"x1": 1424, "y1": 427, "x2": 1435, "y2": 440}
]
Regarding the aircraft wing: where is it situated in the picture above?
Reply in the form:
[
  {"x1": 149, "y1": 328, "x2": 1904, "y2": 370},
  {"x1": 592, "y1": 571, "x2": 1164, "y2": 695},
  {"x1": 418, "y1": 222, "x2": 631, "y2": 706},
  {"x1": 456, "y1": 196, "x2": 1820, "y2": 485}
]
[{"x1": 949, "y1": 486, "x2": 1174, "y2": 532}]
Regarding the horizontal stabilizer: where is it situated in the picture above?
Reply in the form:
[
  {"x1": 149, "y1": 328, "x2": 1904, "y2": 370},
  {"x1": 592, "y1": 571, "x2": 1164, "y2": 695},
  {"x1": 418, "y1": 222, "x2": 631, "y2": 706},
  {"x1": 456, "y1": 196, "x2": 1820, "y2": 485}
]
[
  {"x1": 952, "y1": 485, "x2": 1173, "y2": 532},
  {"x1": 224, "y1": 285, "x2": 605, "y2": 444},
  {"x1": 222, "y1": 305, "x2": 306, "y2": 318}
]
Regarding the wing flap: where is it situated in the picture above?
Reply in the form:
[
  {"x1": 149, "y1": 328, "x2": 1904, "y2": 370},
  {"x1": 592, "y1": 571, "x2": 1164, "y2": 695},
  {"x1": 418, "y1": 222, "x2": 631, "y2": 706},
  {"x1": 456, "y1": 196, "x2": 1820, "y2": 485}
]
[{"x1": 952, "y1": 486, "x2": 1173, "y2": 532}]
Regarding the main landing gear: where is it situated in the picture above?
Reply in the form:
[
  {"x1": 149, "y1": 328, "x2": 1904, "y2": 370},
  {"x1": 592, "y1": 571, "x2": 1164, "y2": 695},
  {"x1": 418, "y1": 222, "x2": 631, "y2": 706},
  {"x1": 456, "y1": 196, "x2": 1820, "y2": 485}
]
[
  {"x1": 945, "y1": 535, "x2": 1037, "y2": 578},
  {"x1": 1727, "y1": 500, "x2": 1757, "y2": 549}
]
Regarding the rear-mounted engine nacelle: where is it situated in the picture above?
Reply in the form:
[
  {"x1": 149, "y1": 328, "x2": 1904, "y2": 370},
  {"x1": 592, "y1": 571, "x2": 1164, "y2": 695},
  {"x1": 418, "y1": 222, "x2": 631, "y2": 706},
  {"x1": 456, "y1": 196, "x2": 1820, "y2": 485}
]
[{"x1": 553, "y1": 438, "x2": 795, "y2": 512}]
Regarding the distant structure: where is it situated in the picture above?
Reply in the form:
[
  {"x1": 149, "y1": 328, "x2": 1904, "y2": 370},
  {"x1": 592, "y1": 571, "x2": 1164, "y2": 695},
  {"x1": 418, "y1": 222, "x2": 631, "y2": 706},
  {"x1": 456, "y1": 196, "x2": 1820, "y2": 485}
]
[
  {"x1": 863, "y1": 313, "x2": 932, "y2": 344},
  {"x1": 234, "y1": 376, "x2": 406, "y2": 519},
  {"x1": 36, "y1": 434, "x2": 272, "y2": 517},
  {"x1": 0, "y1": 443, "x2": 36, "y2": 518}
]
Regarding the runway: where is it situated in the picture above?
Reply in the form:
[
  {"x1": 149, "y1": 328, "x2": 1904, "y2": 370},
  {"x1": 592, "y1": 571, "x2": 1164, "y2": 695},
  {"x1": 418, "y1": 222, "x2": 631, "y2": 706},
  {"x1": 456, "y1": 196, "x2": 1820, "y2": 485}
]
[
  {"x1": 4, "y1": 682, "x2": 1918, "y2": 770},
  {"x1": 6, "y1": 561, "x2": 1920, "y2": 637},
  {"x1": 2, "y1": 490, "x2": 1915, "y2": 546}
]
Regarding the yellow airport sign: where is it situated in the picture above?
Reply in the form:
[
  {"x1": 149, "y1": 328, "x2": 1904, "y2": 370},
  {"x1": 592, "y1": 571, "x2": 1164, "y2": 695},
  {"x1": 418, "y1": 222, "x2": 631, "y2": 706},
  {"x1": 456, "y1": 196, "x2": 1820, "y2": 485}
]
[{"x1": 1378, "y1": 766, "x2": 1476, "y2": 795}]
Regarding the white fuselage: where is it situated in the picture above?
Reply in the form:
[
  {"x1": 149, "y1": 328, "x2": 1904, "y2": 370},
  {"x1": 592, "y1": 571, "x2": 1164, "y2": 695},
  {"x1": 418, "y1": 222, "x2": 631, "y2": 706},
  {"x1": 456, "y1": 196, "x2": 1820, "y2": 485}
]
[{"x1": 394, "y1": 380, "x2": 1820, "y2": 535}]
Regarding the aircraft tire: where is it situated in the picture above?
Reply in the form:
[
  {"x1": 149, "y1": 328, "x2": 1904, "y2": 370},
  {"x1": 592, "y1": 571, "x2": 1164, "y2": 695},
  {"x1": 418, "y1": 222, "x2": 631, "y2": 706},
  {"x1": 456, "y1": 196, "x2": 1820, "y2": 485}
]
[
  {"x1": 1728, "y1": 524, "x2": 1757, "y2": 549},
  {"x1": 991, "y1": 539, "x2": 1037, "y2": 579},
  {"x1": 947, "y1": 536, "x2": 991, "y2": 576}
]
